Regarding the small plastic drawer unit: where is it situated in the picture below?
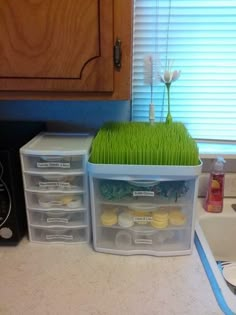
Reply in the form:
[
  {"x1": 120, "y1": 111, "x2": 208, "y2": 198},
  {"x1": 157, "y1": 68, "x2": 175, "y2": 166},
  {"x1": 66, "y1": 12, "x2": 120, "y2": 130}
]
[
  {"x1": 88, "y1": 162, "x2": 202, "y2": 256},
  {"x1": 20, "y1": 133, "x2": 93, "y2": 244}
]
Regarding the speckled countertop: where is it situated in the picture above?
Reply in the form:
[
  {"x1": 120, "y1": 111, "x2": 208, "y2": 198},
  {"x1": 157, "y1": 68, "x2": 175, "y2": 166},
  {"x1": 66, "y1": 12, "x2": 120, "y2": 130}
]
[{"x1": 0, "y1": 238, "x2": 222, "y2": 315}]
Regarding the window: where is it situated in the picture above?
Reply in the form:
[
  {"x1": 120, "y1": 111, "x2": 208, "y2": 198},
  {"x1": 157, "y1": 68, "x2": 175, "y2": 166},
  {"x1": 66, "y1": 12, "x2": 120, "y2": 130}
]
[{"x1": 132, "y1": 0, "x2": 236, "y2": 141}]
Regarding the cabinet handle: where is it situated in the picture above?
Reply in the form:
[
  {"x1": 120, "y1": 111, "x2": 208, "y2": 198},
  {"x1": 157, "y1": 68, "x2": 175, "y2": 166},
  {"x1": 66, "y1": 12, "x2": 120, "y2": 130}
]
[{"x1": 113, "y1": 38, "x2": 122, "y2": 69}]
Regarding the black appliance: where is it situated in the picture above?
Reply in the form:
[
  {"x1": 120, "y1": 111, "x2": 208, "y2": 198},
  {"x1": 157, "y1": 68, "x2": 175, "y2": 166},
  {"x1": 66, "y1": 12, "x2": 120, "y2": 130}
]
[{"x1": 0, "y1": 121, "x2": 45, "y2": 245}]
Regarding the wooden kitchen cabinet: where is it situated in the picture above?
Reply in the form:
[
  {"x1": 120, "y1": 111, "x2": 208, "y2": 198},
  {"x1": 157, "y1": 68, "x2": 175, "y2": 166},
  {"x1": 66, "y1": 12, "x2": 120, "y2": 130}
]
[{"x1": 0, "y1": 0, "x2": 132, "y2": 100}]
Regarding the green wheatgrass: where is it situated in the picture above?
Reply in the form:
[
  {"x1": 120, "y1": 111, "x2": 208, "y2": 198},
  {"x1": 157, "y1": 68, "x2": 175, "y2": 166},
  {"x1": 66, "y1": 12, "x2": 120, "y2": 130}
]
[{"x1": 89, "y1": 121, "x2": 199, "y2": 166}]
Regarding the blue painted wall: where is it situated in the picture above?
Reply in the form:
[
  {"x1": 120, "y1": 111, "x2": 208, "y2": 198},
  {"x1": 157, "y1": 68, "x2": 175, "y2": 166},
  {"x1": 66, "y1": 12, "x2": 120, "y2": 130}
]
[{"x1": 0, "y1": 100, "x2": 131, "y2": 132}]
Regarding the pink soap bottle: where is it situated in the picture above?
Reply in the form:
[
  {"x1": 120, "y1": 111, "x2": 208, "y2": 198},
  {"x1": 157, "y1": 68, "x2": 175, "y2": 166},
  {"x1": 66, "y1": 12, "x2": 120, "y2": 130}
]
[{"x1": 204, "y1": 156, "x2": 226, "y2": 213}]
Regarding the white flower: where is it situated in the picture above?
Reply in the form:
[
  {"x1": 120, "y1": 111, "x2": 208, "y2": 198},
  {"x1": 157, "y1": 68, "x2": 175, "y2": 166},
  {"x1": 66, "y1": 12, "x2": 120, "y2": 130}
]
[
  {"x1": 158, "y1": 59, "x2": 181, "y2": 84},
  {"x1": 157, "y1": 59, "x2": 181, "y2": 124},
  {"x1": 160, "y1": 69, "x2": 181, "y2": 84}
]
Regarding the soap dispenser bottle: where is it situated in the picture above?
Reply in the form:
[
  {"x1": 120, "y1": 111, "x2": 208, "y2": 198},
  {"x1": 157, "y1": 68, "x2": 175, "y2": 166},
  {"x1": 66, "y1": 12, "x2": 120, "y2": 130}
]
[{"x1": 204, "y1": 156, "x2": 226, "y2": 213}]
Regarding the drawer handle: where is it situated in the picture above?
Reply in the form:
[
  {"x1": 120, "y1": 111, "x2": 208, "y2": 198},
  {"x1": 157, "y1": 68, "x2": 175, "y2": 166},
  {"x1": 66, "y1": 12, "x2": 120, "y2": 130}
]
[
  {"x1": 128, "y1": 180, "x2": 158, "y2": 187},
  {"x1": 46, "y1": 218, "x2": 69, "y2": 224},
  {"x1": 46, "y1": 234, "x2": 73, "y2": 241}
]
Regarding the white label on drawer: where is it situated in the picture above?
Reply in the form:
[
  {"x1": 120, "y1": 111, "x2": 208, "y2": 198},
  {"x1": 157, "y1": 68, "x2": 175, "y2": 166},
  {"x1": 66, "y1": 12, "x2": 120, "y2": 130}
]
[
  {"x1": 46, "y1": 234, "x2": 73, "y2": 240},
  {"x1": 133, "y1": 191, "x2": 154, "y2": 197},
  {"x1": 46, "y1": 218, "x2": 69, "y2": 224},
  {"x1": 37, "y1": 162, "x2": 70, "y2": 168},
  {"x1": 39, "y1": 181, "x2": 70, "y2": 189},
  {"x1": 134, "y1": 238, "x2": 153, "y2": 245},
  {"x1": 133, "y1": 216, "x2": 153, "y2": 223}
]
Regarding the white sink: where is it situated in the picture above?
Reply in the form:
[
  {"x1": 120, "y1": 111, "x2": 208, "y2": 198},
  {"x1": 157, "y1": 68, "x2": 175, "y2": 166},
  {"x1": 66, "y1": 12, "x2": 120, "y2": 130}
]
[{"x1": 195, "y1": 198, "x2": 236, "y2": 314}]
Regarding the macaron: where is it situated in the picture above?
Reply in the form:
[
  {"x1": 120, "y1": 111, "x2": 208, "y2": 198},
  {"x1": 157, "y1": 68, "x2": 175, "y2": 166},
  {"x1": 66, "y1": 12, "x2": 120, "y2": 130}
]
[
  {"x1": 67, "y1": 198, "x2": 81, "y2": 208},
  {"x1": 152, "y1": 210, "x2": 169, "y2": 221},
  {"x1": 102, "y1": 205, "x2": 118, "y2": 213},
  {"x1": 168, "y1": 206, "x2": 182, "y2": 215},
  {"x1": 61, "y1": 195, "x2": 74, "y2": 205},
  {"x1": 100, "y1": 211, "x2": 118, "y2": 226},
  {"x1": 38, "y1": 199, "x2": 51, "y2": 208},
  {"x1": 151, "y1": 209, "x2": 169, "y2": 229},
  {"x1": 118, "y1": 212, "x2": 134, "y2": 228},
  {"x1": 151, "y1": 220, "x2": 168, "y2": 229},
  {"x1": 169, "y1": 211, "x2": 186, "y2": 226}
]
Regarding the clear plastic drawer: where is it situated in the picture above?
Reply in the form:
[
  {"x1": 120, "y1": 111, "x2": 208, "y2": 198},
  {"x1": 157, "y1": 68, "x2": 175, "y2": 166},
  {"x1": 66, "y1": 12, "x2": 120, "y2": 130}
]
[
  {"x1": 96, "y1": 226, "x2": 191, "y2": 253},
  {"x1": 95, "y1": 178, "x2": 193, "y2": 204},
  {"x1": 23, "y1": 173, "x2": 84, "y2": 192},
  {"x1": 94, "y1": 204, "x2": 192, "y2": 254},
  {"x1": 29, "y1": 226, "x2": 88, "y2": 243},
  {"x1": 21, "y1": 154, "x2": 84, "y2": 172},
  {"x1": 25, "y1": 191, "x2": 84, "y2": 210},
  {"x1": 97, "y1": 204, "x2": 190, "y2": 229},
  {"x1": 28, "y1": 209, "x2": 87, "y2": 227}
]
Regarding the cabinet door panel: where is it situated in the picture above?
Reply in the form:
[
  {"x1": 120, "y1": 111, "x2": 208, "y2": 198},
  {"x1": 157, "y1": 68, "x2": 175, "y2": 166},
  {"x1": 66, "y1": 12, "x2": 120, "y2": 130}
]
[{"x1": 0, "y1": 0, "x2": 113, "y2": 92}]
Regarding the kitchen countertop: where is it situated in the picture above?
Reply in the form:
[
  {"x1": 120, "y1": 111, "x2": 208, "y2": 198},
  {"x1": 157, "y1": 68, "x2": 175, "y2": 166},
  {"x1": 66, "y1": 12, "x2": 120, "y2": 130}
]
[{"x1": 0, "y1": 238, "x2": 222, "y2": 315}]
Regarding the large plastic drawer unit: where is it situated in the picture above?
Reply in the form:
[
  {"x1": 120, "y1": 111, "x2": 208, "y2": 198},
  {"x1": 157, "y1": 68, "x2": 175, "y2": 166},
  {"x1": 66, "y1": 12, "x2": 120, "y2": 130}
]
[
  {"x1": 88, "y1": 163, "x2": 202, "y2": 256},
  {"x1": 20, "y1": 133, "x2": 93, "y2": 244}
]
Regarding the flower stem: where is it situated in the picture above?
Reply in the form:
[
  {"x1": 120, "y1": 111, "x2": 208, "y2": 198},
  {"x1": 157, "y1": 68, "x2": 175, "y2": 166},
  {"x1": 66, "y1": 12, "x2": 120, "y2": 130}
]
[{"x1": 165, "y1": 82, "x2": 172, "y2": 124}]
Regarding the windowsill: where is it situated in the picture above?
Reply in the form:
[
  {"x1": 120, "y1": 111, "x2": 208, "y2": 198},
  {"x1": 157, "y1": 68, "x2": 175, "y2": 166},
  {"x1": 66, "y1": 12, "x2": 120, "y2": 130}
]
[{"x1": 197, "y1": 141, "x2": 236, "y2": 159}]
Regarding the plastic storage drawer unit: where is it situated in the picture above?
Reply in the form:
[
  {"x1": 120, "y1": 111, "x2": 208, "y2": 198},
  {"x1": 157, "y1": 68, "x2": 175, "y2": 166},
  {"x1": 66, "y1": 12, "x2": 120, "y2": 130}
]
[
  {"x1": 88, "y1": 162, "x2": 202, "y2": 256},
  {"x1": 20, "y1": 133, "x2": 93, "y2": 244}
]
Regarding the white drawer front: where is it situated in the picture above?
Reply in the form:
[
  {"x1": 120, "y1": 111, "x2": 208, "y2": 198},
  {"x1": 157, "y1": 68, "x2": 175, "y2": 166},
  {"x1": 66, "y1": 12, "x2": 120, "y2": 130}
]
[
  {"x1": 28, "y1": 209, "x2": 87, "y2": 227},
  {"x1": 23, "y1": 173, "x2": 84, "y2": 192},
  {"x1": 29, "y1": 226, "x2": 88, "y2": 243},
  {"x1": 25, "y1": 191, "x2": 84, "y2": 210},
  {"x1": 21, "y1": 154, "x2": 84, "y2": 172}
]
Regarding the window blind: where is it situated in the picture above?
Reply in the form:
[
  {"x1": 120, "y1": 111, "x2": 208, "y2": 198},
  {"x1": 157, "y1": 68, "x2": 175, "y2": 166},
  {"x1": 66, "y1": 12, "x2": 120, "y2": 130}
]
[{"x1": 132, "y1": 0, "x2": 236, "y2": 140}]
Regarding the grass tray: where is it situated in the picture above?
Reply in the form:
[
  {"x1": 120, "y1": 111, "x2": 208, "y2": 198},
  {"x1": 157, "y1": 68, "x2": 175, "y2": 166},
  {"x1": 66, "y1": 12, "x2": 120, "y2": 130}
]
[{"x1": 89, "y1": 121, "x2": 199, "y2": 166}]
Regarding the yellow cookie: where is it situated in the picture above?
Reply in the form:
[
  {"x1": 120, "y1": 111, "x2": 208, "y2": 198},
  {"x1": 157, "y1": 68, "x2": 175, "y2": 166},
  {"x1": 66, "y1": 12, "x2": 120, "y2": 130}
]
[
  {"x1": 151, "y1": 210, "x2": 169, "y2": 229},
  {"x1": 102, "y1": 205, "x2": 118, "y2": 213},
  {"x1": 61, "y1": 196, "x2": 73, "y2": 205},
  {"x1": 101, "y1": 211, "x2": 118, "y2": 226},
  {"x1": 152, "y1": 210, "x2": 169, "y2": 221},
  {"x1": 169, "y1": 212, "x2": 186, "y2": 226},
  {"x1": 168, "y1": 207, "x2": 181, "y2": 214},
  {"x1": 151, "y1": 220, "x2": 168, "y2": 229}
]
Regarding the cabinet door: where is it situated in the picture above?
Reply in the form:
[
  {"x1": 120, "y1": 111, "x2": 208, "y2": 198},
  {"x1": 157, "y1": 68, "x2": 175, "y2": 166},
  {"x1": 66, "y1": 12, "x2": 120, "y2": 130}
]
[{"x1": 0, "y1": 0, "x2": 113, "y2": 92}]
